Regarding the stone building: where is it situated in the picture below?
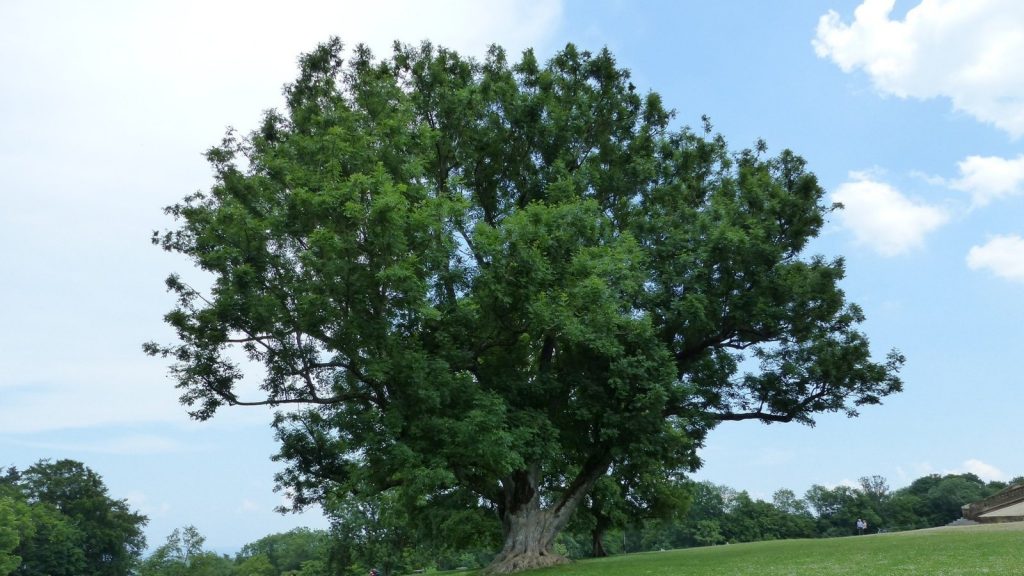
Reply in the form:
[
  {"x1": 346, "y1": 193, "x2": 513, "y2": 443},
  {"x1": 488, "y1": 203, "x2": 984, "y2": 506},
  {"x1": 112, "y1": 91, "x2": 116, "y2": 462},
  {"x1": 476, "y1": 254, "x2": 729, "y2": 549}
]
[{"x1": 962, "y1": 484, "x2": 1024, "y2": 523}]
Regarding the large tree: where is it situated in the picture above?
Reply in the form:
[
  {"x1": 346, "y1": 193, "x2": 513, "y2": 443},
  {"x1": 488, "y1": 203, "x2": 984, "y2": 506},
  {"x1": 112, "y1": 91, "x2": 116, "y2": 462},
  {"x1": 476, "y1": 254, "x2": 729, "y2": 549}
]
[
  {"x1": 148, "y1": 39, "x2": 902, "y2": 573},
  {"x1": 16, "y1": 460, "x2": 146, "y2": 576}
]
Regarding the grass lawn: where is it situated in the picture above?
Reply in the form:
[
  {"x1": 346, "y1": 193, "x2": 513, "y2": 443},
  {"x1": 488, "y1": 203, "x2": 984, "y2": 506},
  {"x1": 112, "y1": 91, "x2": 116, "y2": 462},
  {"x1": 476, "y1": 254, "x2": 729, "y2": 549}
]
[{"x1": 482, "y1": 522, "x2": 1024, "y2": 576}]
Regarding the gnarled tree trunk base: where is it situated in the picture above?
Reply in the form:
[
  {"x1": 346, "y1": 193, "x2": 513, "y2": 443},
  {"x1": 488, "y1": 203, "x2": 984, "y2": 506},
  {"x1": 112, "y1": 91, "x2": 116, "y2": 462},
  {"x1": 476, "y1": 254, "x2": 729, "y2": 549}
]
[
  {"x1": 484, "y1": 550, "x2": 570, "y2": 575},
  {"x1": 592, "y1": 532, "x2": 608, "y2": 558},
  {"x1": 486, "y1": 461, "x2": 609, "y2": 573}
]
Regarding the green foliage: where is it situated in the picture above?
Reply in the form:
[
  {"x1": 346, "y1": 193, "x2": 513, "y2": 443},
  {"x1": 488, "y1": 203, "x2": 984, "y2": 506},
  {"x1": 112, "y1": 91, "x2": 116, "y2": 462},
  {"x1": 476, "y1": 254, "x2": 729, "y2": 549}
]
[
  {"x1": 149, "y1": 38, "x2": 903, "y2": 568},
  {"x1": 125, "y1": 470, "x2": 1014, "y2": 576},
  {"x1": 797, "y1": 473, "x2": 1002, "y2": 536},
  {"x1": 187, "y1": 553, "x2": 234, "y2": 576},
  {"x1": 293, "y1": 558, "x2": 330, "y2": 576},
  {"x1": 139, "y1": 526, "x2": 208, "y2": 576},
  {"x1": 663, "y1": 481, "x2": 727, "y2": 548},
  {"x1": 236, "y1": 528, "x2": 330, "y2": 575},
  {"x1": 0, "y1": 498, "x2": 25, "y2": 576},
  {"x1": 690, "y1": 520, "x2": 726, "y2": 547},
  {"x1": 138, "y1": 527, "x2": 237, "y2": 576},
  {"x1": 573, "y1": 466, "x2": 692, "y2": 557},
  {"x1": 899, "y1": 473, "x2": 997, "y2": 528},
  {"x1": 325, "y1": 487, "x2": 454, "y2": 575},
  {"x1": 562, "y1": 469, "x2": 1010, "y2": 556},
  {"x1": 234, "y1": 554, "x2": 275, "y2": 576},
  {"x1": 5, "y1": 460, "x2": 146, "y2": 576},
  {"x1": 805, "y1": 484, "x2": 863, "y2": 536},
  {"x1": 13, "y1": 502, "x2": 86, "y2": 576}
]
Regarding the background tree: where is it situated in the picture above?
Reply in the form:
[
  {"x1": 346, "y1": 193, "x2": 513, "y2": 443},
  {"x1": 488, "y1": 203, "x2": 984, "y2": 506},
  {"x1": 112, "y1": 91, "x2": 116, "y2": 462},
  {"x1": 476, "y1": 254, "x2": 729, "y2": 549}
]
[
  {"x1": 881, "y1": 490, "x2": 922, "y2": 530},
  {"x1": 11, "y1": 502, "x2": 86, "y2": 576},
  {"x1": 1, "y1": 461, "x2": 143, "y2": 576},
  {"x1": 139, "y1": 526, "x2": 234, "y2": 576},
  {"x1": 675, "y1": 481, "x2": 728, "y2": 547},
  {"x1": 573, "y1": 453, "x2": 692, "y2": 557},
  {"x1": 769, "y1": 489, "x2": 816, "y2": 539},
  {"x1": 0, "y1": 497, "x2": 27, "y2": 576},
  {"x1": 804, "y1": 484, "x2": 867, "y2": 536},
  {"x1": 719, "y1": 491, "x2": 780, "y2": 542},
  {"x1": 17, "y1": 460, "x2": 146, "y2": 576},
  {"x1": 323, "y1": 487, "x2": 448, "y2": 576},
  {"x1": 139, "y1": 526, "x2": 204, "y2": 576},
  {"x1": 858, "y1": 475, "x2": 890, "y2": 507},
  {"x1": 233, "y1": 554, "x2": 275, "y2": 576},
  {"x1": 149, "y1": 38, "x2": 903, "y2": 573},
  {"x1": 895, "y1": 473, "x2": 996, "y2": 527},
  {"x1": 236, "y1": 528, "x2": 329, "y2": 575}
]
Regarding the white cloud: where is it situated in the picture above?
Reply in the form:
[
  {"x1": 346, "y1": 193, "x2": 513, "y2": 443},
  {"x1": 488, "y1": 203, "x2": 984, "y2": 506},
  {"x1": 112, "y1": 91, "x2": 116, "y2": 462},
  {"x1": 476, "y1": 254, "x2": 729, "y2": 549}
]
[
  {"x1": 6, "y1": 434, "x2": 187, "y2": 455},
  {"x1": 896, "y1": 462, "x2": 935, "y2": 485},
  {"x1": 814, "y1": 0, "x2": 1024, "y2": 137},
  {"x1": 238, "y1": 499, "x2": 261, "y2": 513},
  {"x1": 125, "y1": 491, "x2": 173, "y2": 518},
  {"x1": 0, "y1": 362, "x2": 270, "y2": 434},
  {"x1": 0, "y1": 0, "x2": 565, "y2": 434},
  {"x1": 897, "y1": 459, "x2": 1009, "y2": 484},
  {"x1": 101, "y1": 435, "x2": 187, "y2": 455},
  {"x1": 0, "y1": 381, "x2": 185, "y2": 434},
  {"x1": 1, "y1": 0, "x2": 566, "y2": 169},
  {"x1": 950, "y1": 154, "x2": 1024, "y2": 207},
  {"x1": 945, "y1": 459, "x2": 1008, "y2": 482},
  {"x1": 832, "y1": 173, "x2": 950, "y2": 256},
  {"x1": 967, "y1": 235, "x2": 1024, "y2": 282},
  {"x1": 824, "y1": 478, "x2": 861, "y2": 491},
  {"x1": 127, "y1": 0, "x2": 564, "y2": 131}
]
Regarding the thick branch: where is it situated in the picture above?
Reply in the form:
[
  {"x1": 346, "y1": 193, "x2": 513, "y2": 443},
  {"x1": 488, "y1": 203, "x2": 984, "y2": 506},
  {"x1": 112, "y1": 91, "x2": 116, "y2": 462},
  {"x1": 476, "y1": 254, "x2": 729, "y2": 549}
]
[
  {"x1": 218, "y1": 388, "x2": 371, "y2": 407},
  {"x1": 708, "y1": 411, "x2": 795, "y2": 423},
  {"x1": 674, "y1": 328, "x2": 733, "y2": 365},
  {"x1": 225, "y1": 333, "x2": 292, "y2": 344},
  {"x1": 707, "y1": 387, "x2": 830, "y2": 423},
  {"x1": 455, "y1": 223, "x2": 486, "y2": 268},
  {"x1": 555, "y1": 451, "x2": 612, "y2": 516}
]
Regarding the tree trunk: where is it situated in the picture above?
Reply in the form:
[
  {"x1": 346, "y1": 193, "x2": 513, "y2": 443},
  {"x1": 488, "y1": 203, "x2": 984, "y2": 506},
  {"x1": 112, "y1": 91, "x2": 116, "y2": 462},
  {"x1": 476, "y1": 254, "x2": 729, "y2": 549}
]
[
  {"x1": 591, "y1": 527, "x2": 608, "y2": 558},
  {"x1": 590, "y1": 511, "x2": 612, "y2": 557},
  {"x1": 485, "y1": 505, "x2": 570, "y2": 574},
  {"x1": 484, "y1": 459, "x2": 610, "y2": 574}
]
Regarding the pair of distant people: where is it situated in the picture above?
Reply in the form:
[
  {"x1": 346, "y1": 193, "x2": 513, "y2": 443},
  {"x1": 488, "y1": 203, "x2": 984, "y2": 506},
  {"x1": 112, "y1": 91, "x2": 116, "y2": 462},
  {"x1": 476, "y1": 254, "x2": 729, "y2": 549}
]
[{"x1": 856, "y1": 518, "x2": 868, "y2": 535}]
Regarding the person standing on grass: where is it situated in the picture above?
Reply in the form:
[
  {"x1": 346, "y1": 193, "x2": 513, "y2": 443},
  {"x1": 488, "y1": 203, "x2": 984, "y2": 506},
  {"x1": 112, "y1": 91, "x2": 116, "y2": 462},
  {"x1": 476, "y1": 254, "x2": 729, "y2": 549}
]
[{"x1": 856, "y1": 518, "x2": 865, "y2": 535}]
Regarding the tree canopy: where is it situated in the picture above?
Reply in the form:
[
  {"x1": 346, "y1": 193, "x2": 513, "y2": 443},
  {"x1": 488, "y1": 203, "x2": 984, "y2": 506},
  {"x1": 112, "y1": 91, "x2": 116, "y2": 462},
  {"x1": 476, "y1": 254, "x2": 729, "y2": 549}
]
[
  {"x1": 148, "y1": 38, "x2": 903, "y2": 573},
  {"x1": 0, "y1": 460, "x2": 147, "y2": 576}
]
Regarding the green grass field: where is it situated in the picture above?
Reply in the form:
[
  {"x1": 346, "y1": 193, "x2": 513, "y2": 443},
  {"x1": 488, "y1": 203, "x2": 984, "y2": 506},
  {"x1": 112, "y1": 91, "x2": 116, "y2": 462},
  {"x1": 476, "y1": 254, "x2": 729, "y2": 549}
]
[{"x1": 492, "y1": 522, "x2": 1024, "y2": 576}]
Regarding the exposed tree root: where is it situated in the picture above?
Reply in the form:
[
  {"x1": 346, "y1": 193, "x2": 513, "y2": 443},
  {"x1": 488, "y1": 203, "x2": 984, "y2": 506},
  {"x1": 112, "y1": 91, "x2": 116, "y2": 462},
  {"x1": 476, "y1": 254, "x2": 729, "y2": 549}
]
[{"x1": 483, "y1": 551, "x2": 570, "y2": 575}]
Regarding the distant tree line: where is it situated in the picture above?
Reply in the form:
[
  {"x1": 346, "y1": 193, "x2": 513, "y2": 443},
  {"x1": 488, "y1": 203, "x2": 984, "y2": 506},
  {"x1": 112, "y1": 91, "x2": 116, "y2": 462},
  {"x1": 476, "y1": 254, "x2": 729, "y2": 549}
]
[
  {"x1": 559, "y1": 472, "x2": 1022, "y2": 558},
  {"x1": 3, "y1": 459, "x2": 1019, "y2": 576},
  {"x1": 136, "y1": 525, "x2": 333, "y2": 576},
  {"x1": 319, "y1": 471, "x2": 1023, "y2": 574},
  {"x1": 135, "y1": 471, "x2": 1023, "y2": 576}
]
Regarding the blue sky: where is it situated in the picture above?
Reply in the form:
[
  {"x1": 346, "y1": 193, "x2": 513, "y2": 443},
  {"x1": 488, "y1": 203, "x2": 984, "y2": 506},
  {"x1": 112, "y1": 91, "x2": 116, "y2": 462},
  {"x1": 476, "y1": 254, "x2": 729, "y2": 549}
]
[{"x1": 2, "y1": 0, "x2": 1022, "y2": 553}]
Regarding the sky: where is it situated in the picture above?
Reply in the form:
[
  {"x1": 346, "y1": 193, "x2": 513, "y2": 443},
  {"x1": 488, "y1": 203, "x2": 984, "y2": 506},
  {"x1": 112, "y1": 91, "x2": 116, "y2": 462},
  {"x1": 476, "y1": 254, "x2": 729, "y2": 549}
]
[{"x1": 2, "y1": 0, "x2": 1023, "y2": 554}]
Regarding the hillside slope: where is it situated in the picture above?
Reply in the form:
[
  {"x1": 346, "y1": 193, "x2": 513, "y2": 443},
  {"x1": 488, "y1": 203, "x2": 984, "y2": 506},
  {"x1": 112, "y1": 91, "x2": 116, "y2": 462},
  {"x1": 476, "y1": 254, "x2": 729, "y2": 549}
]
[{"x1": 501, "y1": 522, "x2": 1024, "y2": 576}]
